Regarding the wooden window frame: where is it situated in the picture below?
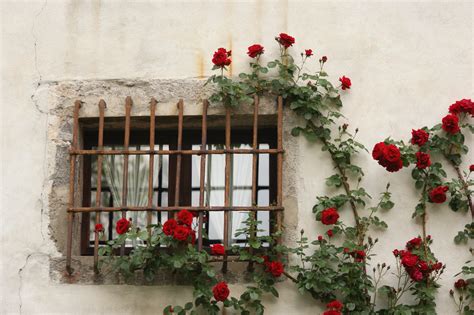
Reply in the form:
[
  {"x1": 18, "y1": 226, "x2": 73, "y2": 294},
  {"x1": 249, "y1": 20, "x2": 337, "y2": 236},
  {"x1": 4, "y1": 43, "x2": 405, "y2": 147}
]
[{"x1": 66, "y1": 97, "x2": 284, "y2": 274}]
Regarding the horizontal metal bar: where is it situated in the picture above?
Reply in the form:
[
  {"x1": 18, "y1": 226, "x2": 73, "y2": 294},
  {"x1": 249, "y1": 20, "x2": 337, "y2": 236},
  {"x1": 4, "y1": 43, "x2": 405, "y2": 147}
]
[
  {"x1": 68, "y1": 206, "x2": 284, "y2": 213},
  {"x1": 69, "y1": 148, "x2": 284, "y2": 156}
]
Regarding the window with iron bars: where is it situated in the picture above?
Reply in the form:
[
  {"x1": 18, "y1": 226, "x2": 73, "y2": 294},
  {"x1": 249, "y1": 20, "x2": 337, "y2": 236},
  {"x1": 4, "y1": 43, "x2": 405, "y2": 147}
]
[{"x1": 66, "y1": 96, "x2": 283, "y2": 273}]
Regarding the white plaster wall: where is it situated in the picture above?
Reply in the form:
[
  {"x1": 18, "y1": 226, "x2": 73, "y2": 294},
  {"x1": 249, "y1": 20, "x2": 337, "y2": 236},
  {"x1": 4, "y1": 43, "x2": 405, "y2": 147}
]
[{"x1": 1, "y1": 0, "x2": 473, "y2": 314}]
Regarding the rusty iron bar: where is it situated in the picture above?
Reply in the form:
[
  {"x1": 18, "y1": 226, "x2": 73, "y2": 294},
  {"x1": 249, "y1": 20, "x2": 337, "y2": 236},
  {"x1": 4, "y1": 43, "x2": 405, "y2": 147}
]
[
  {"x1": 147, "y1": 98, "x2": 157, "y2": 235},
  {"x1": 66, "y1": 100, "x2": 82, "y2": 275},
  {"x1": 248, "y1": 95, "x2": 259, "y2": 272},
  {"x1": 70, "y1": 148, "x2": 283, "y2": 155},
  {"x1": 120, "y1": 96, "x2": 133, "y2": 256},
  {"x1": 276, "y1": 96, "x2": 283, "y2": 244},
  {"x1": 93, "y1": 100, "x2": 106, "y2": 272},
  {"x1": 222, "y1": 107, "x2": 231, "y2": 273},
  {"x1": 173, "y1": 99, "x2": 184, "y2": 219},
  {"x1": 198, "y1": 100, "x2": 208, "y2": 251},
  {"x1": 68, "y1": 205, "x2": 284, "y2": 213}
]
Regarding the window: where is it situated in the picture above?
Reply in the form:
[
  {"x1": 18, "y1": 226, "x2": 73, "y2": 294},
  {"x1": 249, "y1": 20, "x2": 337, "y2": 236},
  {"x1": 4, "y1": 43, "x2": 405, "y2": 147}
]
[{"x1": 66, "y1": 97, "x2": 283, "y2": 273}]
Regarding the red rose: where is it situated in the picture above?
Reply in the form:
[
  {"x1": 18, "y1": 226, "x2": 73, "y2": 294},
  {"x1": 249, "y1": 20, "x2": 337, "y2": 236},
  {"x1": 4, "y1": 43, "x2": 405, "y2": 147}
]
[
  {"x1": 415, "y1": 151, "x2": 431, "y2": 170},
  {"x1": 442, "y1": 114, "x2": 460, "y2": 134},
  {"x1": 163, "y1": 219, "x2": 178, "y2": 236},
  {"x1": 247, "y1": 44, "x2": 264, "y2": 58},
  {"x1": 173, "y1": 225, "x2": 191, "y2": 241},
  {"x1": 393, "y1": 249, "x2": 399, "y2": 257},
  {"x1": 385, "y1": 159, "x2": 403, "y2": 172},
  {"x1": 115, "y1": 218, "x2": 130, "y2": 235},
  {"x1": 305, "y1": 49, "x2": 313, "y2": 57},
  {"x1": 212, "y1": 48, "x2": 231, "y2": 68},
  {"x1": 339, "y1": 76, "x2": 351, "y2": 90},
  {"x1": 326, "y1": 229, "x2": 334, "y2": 238},
  {"x1": 469, "y1": 164, "x2": 474, "y2": 172},
  {"x1": 454, "y1": 279, "x2": 468, "y2": 289},
  {"x1": 429, "y1": 186, "x2": 449, "y2": 203},
  {"x1": 95, "y1": 223, "x2": 104, "y2": 233},
  {"x1": 406, "y1": 237, "x2": 422, "y2": 249},
  {"x1": 449, "y1": 99, "x2": 474, "y2": 116},
  {"x1": 318, "y1": 235, "x2": 323, "y2": 241},
  {"x1": 277, "y1": 33, "x2": 295, "y2": 48},
  {"x1": 411, "y1": 129, "x2": 429, "y2": 146},
  {"x1": 401, "y1": 253, "x2": 418, "y2": 267},
  {"x1": 418, "y1": 260, "x2": 429, "y2": 272},
  {"x1": 432, "y1": 262, "x2": 443, "y2": 270},
  {"x1": 321, "y1": 208, "x2": 339, "y2": 225},
  {"x1": 177, "y1": 209, "x2": 193, "y2": 226},
  {"x1": 410, "y1": 269, "x2": 424, "y2": 282},
  {"x1": 326, "y1": 300, "x2": 343, "y2": 311},
  {"x1": 210, "y1": 244, "x2": 225, "y2": 255},
  {"x1": 372, "y1": 142, "x2": 386, "y2": 160},
  {"x1": 320, "y1": 56, "x2": 328, "y2": 63},
  {"x1": 266, "y1": 261, "x2": 284, "y2": 277},
  {"x1": 212, "y1": 282, "x2": 230, "y2": 301},
  {"x1": 384, "y1": 144, "x2": 401, "y2": 163},
  {"x1": 323, "y1": 311, "x2": 341, "y2": 315},
  {"x1": 351, "y1": 250, "x2": 366, "y2": 262}
]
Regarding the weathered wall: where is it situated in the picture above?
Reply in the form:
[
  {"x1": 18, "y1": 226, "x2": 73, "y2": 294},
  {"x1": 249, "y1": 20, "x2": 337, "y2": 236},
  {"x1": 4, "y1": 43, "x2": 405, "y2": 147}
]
[{"x1": 1, "y1": 0, "x2": 473, "y2": 314}]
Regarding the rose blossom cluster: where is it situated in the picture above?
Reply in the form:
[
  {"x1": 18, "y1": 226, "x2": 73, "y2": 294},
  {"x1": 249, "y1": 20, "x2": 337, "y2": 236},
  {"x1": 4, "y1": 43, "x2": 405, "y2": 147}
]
[
  {"x1": 262, "y1": 255, "x2": 284, "y2": 277},
  {"x1": 392, "y1": 236, "x2": 443, "y2": 283},
  {"x1": 162, "y1": 209, "x2": 196, "y2": 243},
  {"x1": 372, "y1": 142, "x2": 403, "y2": 172},
  {"x1": 442, "y1": 98, "x2": 473, "y2": 134},
  {"x1": 212, "y1": 48, "x2": 231, "y2": 68},
  {"x1": 322, "y1": 300, "x2": 343, "y2": 315}
]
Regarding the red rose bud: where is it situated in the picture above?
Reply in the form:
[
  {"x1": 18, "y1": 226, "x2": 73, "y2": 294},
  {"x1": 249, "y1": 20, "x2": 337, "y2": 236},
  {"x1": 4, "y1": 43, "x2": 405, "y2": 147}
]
[
  {"x1": 212, "y1": 48, "x2": 232, "y2": 68},
  {"x1": 326, "y1": 229, "x2": 334, "y2": 237},
  {"x1": 276, "y1": 33, "x2": 295, "y2": 48},
  {"x1": 410, "y1": 269, "x2": 424, "y2": 282},
  {"x1": 95, "y1": 223, "x2": 104, "y2": 233},
  {"x1": 321, "y1": 207, "x2": 339, "y2": 225},
  {"x1": 411, "y1": 129, "x2": 429, "y2": 146},
  {"x1": 442, "y1": 114, "x2": 460, "y2": 134},
  {"x1": 210, "y1": 244, "x2": 225, "y2": 255},
  {"x1": 415, "y1": 151, "x2": 431, "y2": 170},
  {"x1": 320, "y1": 56, "x2": 328, "y2": 63},
  {"x1": 339, "y1": 76, "x2": 351, "y2": 90},
  {"x1": 454, "y1": 279, "x2": 468, "y2": 289},
  {"x1": 392, "y1": 249, "x2": 399, "y2": 257},
  {"x1": 212, "y1": 282, "x2": 230, "y2": 301},
  {"x1": 177, "y1": 209, "x2": 193, "y2": 226},
  {"x1": 429, "y1": 186, "x2": 449, "y2": 204},
  {"x1": 115, "y1": 218, "x2": 130, "y2": 235},
  {"x1": 470, "y1": 164, "x2": 474, "y2": 172},
  {"x1": 305, "y1": 49, "x2": 313, "y2": 57},
  {"x1": 163, "y1": 219, "x2": 178, "y2": 236},
  {"x1": 318, "y1": 235, "x2": 323, "y2": 241},
  {"x1": 247, "y1": 44, "x2": 264, "y2": 58},
  {"x1": 432, "y1": 262, "x2": 443, "y2": 270}
]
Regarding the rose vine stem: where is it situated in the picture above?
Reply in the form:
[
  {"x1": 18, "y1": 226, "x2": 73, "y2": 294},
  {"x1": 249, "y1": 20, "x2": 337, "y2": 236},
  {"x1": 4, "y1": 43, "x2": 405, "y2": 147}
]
[{"x1": 450, "y1": 160, "x2": 474, "y2": 219}]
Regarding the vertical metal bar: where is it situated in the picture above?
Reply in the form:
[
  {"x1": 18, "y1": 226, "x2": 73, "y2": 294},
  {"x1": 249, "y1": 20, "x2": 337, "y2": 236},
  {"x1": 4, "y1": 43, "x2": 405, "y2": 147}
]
[
  {"x1": 147, "y1": 98, "x2": 157, "y2": 235},
  {"x1": 93, "y1": 100, "x2": 106, "y2": 272},
  {"x1": 198, "y1": 100, "x2": 208, "y2": 251},
  {"x1": 173, "y1": 99, "x2": 184, "y2": 218},
  {"x1": 248, "y1": 95, "x2": 259, "y2": 271},
  {"x1": 66, "y1": 100, "x2": 81, "y2": 274},
  {"x1": 276, "y1": 96, "x2": 283, "y2": 244},
  {"x1": 223, "y1": 107, "x2": 231, "y2": 272},
  {"x1": 120, "y1": 96, "x2": 133, "y2": 256}
]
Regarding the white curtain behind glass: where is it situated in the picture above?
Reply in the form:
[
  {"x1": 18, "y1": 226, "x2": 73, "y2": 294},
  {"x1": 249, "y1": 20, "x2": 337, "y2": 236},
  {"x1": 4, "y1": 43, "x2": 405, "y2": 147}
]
[{"x1": 102, "y1": 145, "x2": 159, "y2": 239}]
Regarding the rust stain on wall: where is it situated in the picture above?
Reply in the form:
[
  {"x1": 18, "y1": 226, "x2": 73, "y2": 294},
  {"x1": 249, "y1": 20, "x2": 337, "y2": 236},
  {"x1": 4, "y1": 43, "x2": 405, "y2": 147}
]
[{"x1": 196, "y1": 50, "x2": 205, "y2": 78}]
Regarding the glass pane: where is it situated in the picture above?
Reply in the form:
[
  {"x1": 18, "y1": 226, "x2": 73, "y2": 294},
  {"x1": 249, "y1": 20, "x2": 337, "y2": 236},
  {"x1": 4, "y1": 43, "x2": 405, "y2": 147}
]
[
  {"x1": 258, "y1": 144, "x2": 270, "y2": 187},
  {"x1": 257, "y1": 211, "x2": 270, "y2": 237},
  {"x1": 258, "y1": 189, "x2": 269, "y2": 206},
  {"x1": 232, "y1": 211, "x2": 249, "y2": 242}
]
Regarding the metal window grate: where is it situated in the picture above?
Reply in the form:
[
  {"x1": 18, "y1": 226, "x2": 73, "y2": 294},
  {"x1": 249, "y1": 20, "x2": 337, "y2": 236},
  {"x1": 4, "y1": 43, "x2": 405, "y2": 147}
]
[{"x1": 66, "y1": 96, "x2": 284, "y2": 274}]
